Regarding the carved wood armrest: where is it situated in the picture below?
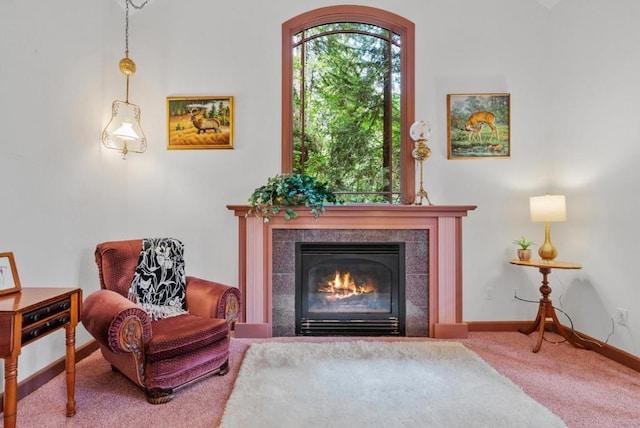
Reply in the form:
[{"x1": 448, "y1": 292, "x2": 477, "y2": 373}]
[
  {"x1": 185, "y1": 276, "x2": 242, "y2": 326},
  {"x1": 117, "y1": 315, "x2": 147, "y2": 386},
  {"x1": 224, "y1": 292, "x2": 240, "y2": 330},
  {"x1": 83, "y1": 290, "x2": 152, "y2": 353}
]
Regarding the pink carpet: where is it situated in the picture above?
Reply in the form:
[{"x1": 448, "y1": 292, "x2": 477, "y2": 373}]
[{"x1": 7, "y1": 332, "x2": 640, "y2": 427}]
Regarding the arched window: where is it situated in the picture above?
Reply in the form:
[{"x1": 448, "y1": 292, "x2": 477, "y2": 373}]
[{"x1": 282, "y1": 6, "x2": 415, "y2": 204}]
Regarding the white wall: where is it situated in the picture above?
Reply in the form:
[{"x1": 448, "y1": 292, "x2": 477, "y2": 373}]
[
  {"x1": 546, "y1": 0, "x2": 640, "y2": 353},
  {"x1": 1, "y1": 0, "x2": 638, "y2": 387}
]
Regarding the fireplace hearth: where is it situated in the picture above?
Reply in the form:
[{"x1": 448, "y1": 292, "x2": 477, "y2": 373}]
[{"x1": 296, "y1": 242, "x2": 405, "y2": 336}]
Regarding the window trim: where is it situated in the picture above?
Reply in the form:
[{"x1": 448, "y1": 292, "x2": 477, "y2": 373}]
[{"x1": 282, "y1": 5, "x2": 416, "y2": 204}]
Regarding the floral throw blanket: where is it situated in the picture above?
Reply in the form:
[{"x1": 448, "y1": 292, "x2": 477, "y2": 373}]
[{"x1": 128, "y1": 238, "x2": 189, "y2": 321}]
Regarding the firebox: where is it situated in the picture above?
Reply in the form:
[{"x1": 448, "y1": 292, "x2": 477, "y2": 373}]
[{"x1": 295, "y1": 242, "x2": 405, "y2": 336}]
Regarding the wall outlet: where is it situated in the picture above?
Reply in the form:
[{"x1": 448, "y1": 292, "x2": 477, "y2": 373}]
[
  {"x1": 615, "y1": 308, "x2": 629, "y2": 326},
  {"x1": 485, "y1": 286, "x2": 493, "y2": 300}
]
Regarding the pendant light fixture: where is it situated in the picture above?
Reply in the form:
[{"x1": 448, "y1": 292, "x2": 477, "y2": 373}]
[{"x1": 102, "y1": 0, "x2": 149, "y2": 159}]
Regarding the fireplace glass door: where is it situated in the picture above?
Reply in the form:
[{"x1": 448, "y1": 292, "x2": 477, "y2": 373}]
[{"x1": 295, "y1": 242, "x2": 405, "y2": 336}]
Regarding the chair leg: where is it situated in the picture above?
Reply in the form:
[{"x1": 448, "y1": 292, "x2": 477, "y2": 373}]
[
  {"x1": 146, "y1": 387, "x2": 175, "y2": 404},
  {"x1": 218, "y1": 360, "x2": 229, "y2": 376}
]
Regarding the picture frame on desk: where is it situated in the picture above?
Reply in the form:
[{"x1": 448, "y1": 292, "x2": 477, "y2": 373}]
[{"x1": 0, "y1": 252, "x2": 21, "y2": 296}]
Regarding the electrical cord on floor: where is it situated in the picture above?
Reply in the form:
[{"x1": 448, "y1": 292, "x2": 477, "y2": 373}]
[{"x1": 514, "y1": 291, "x2": 613, "y2": 347}]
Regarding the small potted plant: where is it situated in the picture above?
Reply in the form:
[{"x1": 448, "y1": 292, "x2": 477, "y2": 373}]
[
  {"x1": 247, "y1": 173, "x2": 341, "y2": 222},
  {"x1": 513, "y1": 236, "x2": 535, "y2": 261}
]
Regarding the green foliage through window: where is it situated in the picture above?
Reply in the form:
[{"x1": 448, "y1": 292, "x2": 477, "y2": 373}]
[{"x1": 292, "y1": 23, "x2": 402, "y2": 203}]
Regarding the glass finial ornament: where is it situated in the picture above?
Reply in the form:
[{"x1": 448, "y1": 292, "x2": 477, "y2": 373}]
[
  {"x1": 409, "y1": 120, "x2": 431, "y2": 141},
  {"x1": 101, "y1": 0, "x2": 147, "y2": 159},
  {"x1": 410, "y1": 120, "x2": 433, "y2": 205}
]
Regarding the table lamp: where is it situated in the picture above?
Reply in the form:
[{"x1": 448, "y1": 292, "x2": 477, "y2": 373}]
[{"x1": 529, "y1": 194, "x2": 566, "y2": 261}]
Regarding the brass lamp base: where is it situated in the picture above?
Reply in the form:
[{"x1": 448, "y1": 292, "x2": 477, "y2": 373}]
[
  {"x1": 412, "y1": 140, "x2": 433, "y2": 206},
  {"x1": 415, "y1": 184, "x2": 432, "y2": 206},
  {"x1": 538, "y1": 222, "x2": 558, "y2": 261}
]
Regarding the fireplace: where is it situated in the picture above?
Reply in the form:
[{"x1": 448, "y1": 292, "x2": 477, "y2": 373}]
[
  {"x1": 295, "y1": 242, "x2": 405, "y2": 336},
  {"x1": 227, "y1": 204, "x2": 477, "y2": 339}
]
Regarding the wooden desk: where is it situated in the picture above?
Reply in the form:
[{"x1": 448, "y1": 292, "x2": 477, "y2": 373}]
[
  {"x1": 0, "y1": 287, "x2": 82, "y2": 428},
  {"x1": 510, "y1": 259, "x2": 582, "y2": 353}
]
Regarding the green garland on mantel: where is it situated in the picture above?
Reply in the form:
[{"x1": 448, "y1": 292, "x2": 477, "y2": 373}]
[{"x1": 247, "y1": 173, "x2": 341, "y2": 222}]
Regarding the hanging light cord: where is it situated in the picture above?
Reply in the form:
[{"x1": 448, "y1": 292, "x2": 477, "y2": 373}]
[
  {"x1": 123, "y1": 0, "x2": 151, "y2": 58},
  {"x1": 120, "y1": 0, "x2": 150, "y2": 102},
  {"x1": 127, "y1": 0, "x2": 150, "y2": 8},
  {"x1": 124, "y1": 1, "x2": 129, "y2": 57}
]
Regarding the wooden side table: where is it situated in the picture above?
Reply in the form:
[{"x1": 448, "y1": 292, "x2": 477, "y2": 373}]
[
  {"x1": 0, "y1": 287, "x2": 82, "y2": 428},
  {"x1": 510, "y1": 259, "x2": 583, "y2": 353}
]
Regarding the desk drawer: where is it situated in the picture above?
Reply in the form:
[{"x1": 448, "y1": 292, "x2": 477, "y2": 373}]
[
  {"x1": 22, "y1": 297, "x2": 71, "y2": 328},
  {"x1": 21, "y1": 312, "x2": 71, "y2": 345}
]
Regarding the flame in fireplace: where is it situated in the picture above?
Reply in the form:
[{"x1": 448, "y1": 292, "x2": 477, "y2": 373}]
[{"x1": 318, "y1": 270, "x2": 375, "y2": 301}]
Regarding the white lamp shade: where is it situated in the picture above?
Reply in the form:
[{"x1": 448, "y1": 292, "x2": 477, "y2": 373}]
[
  {"x1": 113, "y1": 122, "x2": 139, "y2": 140},
  {"x1": 102, "y1": 100, "x2": 147, "y2": 154},
  {"x1": 530, "y1": 194, "x2": 567, "y2": 223},
  {"x1": 409, "y1": 120, "x2": 431, "y2": 141}
]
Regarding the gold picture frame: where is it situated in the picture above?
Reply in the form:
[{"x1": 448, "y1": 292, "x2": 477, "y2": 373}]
[
  {"x1": 447, "y1": 93, "x2": 510, "y2": 159},
  {"x1": 0, "y1": 252, "x2": 22, "y2": 296},
  {"x1": 167, "y1": 96, "x2": 234, "y2": 150}
]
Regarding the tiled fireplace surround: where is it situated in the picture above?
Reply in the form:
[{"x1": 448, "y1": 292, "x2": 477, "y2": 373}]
[
  {"x1": 272, "y1": 228, "x2": 427, "y2": 337},
  {"x1": 228, "y1": 204, "x2": 476, "y2": 338}
]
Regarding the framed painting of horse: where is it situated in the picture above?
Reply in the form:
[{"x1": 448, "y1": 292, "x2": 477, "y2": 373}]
[
  {"x1": 447, "y1": 93, "x2": 510, "y2": 159},
  {"x1": 167, "y1": 96, "x2": 234, "y2": 150}
]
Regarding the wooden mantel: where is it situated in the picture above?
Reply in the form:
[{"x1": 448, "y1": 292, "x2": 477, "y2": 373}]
[{"x1": 227, "y1": 204, "x2": 476, "y2": 338}]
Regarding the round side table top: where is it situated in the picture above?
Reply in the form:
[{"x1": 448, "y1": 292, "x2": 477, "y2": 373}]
[{"x1": 510, "y1": 259, "x2": 582, "y2": 270}]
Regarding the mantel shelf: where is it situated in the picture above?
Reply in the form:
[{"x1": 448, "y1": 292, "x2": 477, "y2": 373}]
[{"x1": 228, "y1": 203, "x2": 477, "y2": 218}]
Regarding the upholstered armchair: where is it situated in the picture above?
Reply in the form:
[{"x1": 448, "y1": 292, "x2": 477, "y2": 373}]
[{"x1": 82, "y1": 239, "x2": 241, "y2": 404}]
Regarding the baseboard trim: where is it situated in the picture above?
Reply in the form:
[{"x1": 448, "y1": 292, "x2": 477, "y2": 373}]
[
  {"x1": 0, "y1": 340, "x2": 99, "y2": 411},
  {"x1": 433, "y1": 322, "x2": 469, "y2": 339},
  {"x1": 467, "y1": 320, "x2": 534, "y2": 332},
  {"x1": 233, "y1": 322, "x2": 272, "y2": 338},
  {"x1": 467, "y1": 321, "x2": 640, "y2": 372}
]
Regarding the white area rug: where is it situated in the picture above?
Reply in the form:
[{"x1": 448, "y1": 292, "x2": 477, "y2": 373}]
[{"x1": 220, "y1": 340, "x2": 566, "y2": 428}]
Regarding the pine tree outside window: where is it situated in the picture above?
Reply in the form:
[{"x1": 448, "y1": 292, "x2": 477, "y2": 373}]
[{"x1": 282, "y1": 6, "x2": 416, "y2": 204}]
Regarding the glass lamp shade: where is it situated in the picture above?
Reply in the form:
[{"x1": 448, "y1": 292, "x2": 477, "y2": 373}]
[
  {"x1": 102, "y1": 100, "x2": 147, "y2": 156},
  {"x1": 529, "y1": 194, "x2": 567, "y2": 223},
  {"x1": 409, "y1": 120, "x2": 431, "y2": 141},
  {"x1": 113, "y1": 122, "x2": 139, "y2": 140}
]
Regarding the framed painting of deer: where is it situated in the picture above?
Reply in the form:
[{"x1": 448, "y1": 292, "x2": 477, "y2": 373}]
[
  {"x1": 167, "y1": 96, "x2": 234, "y2": 150},
  {"x1": 447, "y1": 93, "x2": 510, "y2": 159}
]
